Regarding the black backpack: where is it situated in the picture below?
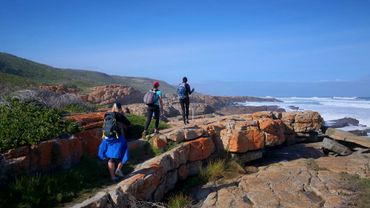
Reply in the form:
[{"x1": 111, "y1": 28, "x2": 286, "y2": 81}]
[{"x1": 102, "y1": 112, "x2": 119, "y2": 138}]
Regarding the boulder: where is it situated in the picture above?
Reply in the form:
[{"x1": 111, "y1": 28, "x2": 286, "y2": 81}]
[
  {"x1": 325, "y1": 128, "x2": 370, "y2": 148},
  {"x1": 293, "y1": 111, "x2": 323, "y2": 133},
  {"x1": 259, "y1": 118, "x2": 286, "y2": 146},
  {"x1": 184, "y1": 127, "x2": 205, "y2": 140},
  {"x1": 85, "y1": 84, "x2": 144, "y2": 105},
  {"x1": 220, "y1": 122, "x2": 264, "y2": 153},
  {"x1": 151, "y1": 136, "x2": 168, "y2": 150},
  {"x1": 325, "y1": 117, "x2": 360, "y2": 128},
  {"x1": 322, "y1": 137, "x2": 352, "y2": 156},
  {"x1": 187, "y1": 137, "x2": 215, "y2": 161}
]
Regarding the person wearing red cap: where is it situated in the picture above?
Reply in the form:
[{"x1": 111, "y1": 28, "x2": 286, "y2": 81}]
[{"x1": 143, "y1": 81, "x2": 163, "y2": 136}]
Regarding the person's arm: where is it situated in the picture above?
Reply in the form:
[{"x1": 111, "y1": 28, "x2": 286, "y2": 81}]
[
  {"x1": 186, "y1": 83, "x2": 194, "y2": 95},
  {"x1": 159, "y1": 91, "x2": 164, "y2": 112}
]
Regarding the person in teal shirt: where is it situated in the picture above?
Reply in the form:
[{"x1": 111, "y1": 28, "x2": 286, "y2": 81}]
[{"x1": 143, "y1": 81, "x2": 163, "y2": 136}]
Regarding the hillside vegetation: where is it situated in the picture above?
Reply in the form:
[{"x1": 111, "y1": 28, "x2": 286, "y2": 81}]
[{"x1": 0, "y1": 52, "x2": 177, "y2": 95}]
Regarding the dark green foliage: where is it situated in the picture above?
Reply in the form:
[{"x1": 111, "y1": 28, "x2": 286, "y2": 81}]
[
  {"x1": 126, "y1": 114, "x2": 170, "y2": 139},
  {"x1": 0, "y1": 157, "x2": 134, "y2": 208},
  {"x1": 0, "y1": 99, "x2": 82, "y2": 152}
]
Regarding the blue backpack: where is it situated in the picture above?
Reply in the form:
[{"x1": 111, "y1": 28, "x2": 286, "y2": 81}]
[{"x1": 177, "y1": 83, "x2": 186, "y2": 99}]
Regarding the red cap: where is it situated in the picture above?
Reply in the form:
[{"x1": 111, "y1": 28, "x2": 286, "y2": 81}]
[{"x1": 153, "y1": 81, "x2": 160, "y2": 88}]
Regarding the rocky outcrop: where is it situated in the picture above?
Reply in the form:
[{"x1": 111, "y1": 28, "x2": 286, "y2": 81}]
[
  {"x1": 217, "y1": 105, "x2": 285, "y2": 115},
  {"x1": 124, "y1": 102, "x2": 214, "y2": 118},
  {"x1": 39, "y1": 84, "x2": 80, "y2": 94},
  {"x1": 1, "y1": 110, "x2": 325, "y2": 205},
  {"x1": 166, "y1": 94, "x2": 280, "y2": 108},
  {"x1": 84, "y1": 84, "x2": 144, "y2": 105},
  {"x1": 326, "y1": 117, "x2": 360, "y2": 128},
  {"x1": 69, "y1": 110, "x2": 324, "y2": 207},
  {"x1": 199, "y1": 143, "x2": 370, "y2": 208}
]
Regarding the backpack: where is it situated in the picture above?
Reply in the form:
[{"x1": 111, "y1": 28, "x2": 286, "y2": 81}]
[
  {"x1": 143, "y1": 89, "x2": 158, "y2": 105},
  {"x1": 177, "y1": 83, "x2": 186, "y2": 99},
  {"x1": 102, "y1": 112, "x2": 119, "y2": 138}
]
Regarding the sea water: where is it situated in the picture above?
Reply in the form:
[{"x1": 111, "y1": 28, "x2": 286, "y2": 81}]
[{"x1": 239, "y1": 97, "x2": 370, "y2": 128}]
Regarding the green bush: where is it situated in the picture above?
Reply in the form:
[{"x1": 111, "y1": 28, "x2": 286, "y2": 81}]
[
  {"x1": 0, "y1": 157, "x2": 133, "y2": 208},
  {"x1": 0, "y1": 99, "x2": 81, "y2": 152}
]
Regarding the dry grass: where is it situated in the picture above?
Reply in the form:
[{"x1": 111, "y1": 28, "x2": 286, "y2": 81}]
[
  {"x1": 167, "y1": 193, "x2": 192, "y2": 208},
  {"x1": 201, "y1": 159, "x2": 245, "y2": 182}
]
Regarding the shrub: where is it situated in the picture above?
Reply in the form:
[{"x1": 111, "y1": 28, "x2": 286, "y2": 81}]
[
  {"x1": 11, "y1": 89, "x2": 94, "y2": 111},
  {"x1": 167, "y1": 193, "x2": 192, "y2": 208},
  {"x1": 200, "y1": 159, "x2": 245, "y2": 182},
  {"x1": 201, "y1": 159, "x2": 226, "y2": 181},
  {"x1": 0, "y1": 157, "x2": 133, "y2": 208},
  {"x1": 0, "y1": 98, "x2": 81, "y2": 152}
]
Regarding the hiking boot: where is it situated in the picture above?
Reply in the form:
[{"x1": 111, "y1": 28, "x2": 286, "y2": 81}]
[
  {"x1": 154, "y1": 129, "x2": 160, "y2": 134},
  {"x1": 115, "y1": 169, "x2": 124, "y2": 177}
]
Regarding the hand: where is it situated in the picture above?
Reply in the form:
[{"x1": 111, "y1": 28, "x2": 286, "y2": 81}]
[{"x1": 191, "y1": 88, "x2": 195, "y2": 93}]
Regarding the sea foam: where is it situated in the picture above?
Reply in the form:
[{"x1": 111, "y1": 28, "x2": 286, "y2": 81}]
[{"x1": 239, "y1": 97, "x2": 370, "y2": 128}]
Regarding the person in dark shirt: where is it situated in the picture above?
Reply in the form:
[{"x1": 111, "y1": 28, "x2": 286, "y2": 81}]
[
  {"x1": 98, "y1": 102, "x2": 130, "y2": 181},
  {"x1": 179, "y1": 77, "x2": 194, "y2": 124}
]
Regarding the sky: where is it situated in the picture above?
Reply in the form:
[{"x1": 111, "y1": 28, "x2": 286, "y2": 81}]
[{"x1": 1, "y1": 0, "x2": 370, "y2": 96}]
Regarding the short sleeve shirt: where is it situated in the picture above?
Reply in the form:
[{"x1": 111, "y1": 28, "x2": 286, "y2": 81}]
[{"x1": 154, "y1": 90, "x2": 162, "y2": 106}]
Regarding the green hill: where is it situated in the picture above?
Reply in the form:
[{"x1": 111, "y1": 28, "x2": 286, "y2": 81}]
[{"x1": 0, "y1": 52, "x2": 177, "y2": 94}]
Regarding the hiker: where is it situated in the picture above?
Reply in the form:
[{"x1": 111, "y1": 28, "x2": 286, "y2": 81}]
[
  {"x1": 98, "y1": 102, "x2": 131, "y2": 181},
  {"x1": 142, "y1": 81, "x2": 163, "y2": 136},
  {"x1": 178, "y1": 76, "x2": 195, "y2": 124}
]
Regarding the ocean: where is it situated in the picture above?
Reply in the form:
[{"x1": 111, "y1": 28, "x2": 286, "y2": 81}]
[{"x1": 240, "y1": 97, "x2": 370, "y2": 128}]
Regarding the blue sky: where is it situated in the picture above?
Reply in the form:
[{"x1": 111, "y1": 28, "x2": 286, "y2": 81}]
[{"x1": 1, "y1": 0, "x2": 370, "y2": 96}]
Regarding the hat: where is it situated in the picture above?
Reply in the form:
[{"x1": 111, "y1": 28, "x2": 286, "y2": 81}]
[
  {"x1": 153, "y1": 81, "x2": 160, "y2": 88},
  {"x1": 182, "y1": 77, "x2": 188, "y2": 82},
  {"x1": 114, "y1": 101, "x2": 122, "y2": 109}
]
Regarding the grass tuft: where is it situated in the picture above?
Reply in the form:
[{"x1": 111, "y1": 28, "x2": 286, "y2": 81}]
[{"x1": 168, "y1": 193, "x2": 192, "y2": 208}]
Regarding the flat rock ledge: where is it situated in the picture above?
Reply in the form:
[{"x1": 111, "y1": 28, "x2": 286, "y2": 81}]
[
  {"x1": 199, "y1": 144, "x2": 370, "y2": 208},
  {"x1": 71, "y1": 110, "x2": 325, "y2": 207}
]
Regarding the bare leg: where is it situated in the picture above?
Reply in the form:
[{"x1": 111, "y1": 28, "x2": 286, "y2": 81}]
[
  {"x1": 115, "y1": 162, "x2": 124, "y2": 177},
  {"x1": 108, "y1": 159, "x2": 116, "y2": 180},
  {"x1": 117, "y1": 162, "x2": 123, "y2": 170}
]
